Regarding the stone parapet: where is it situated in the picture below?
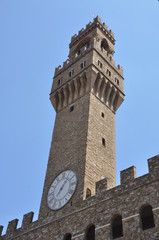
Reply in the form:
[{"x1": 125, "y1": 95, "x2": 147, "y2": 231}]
[
  {"x1": 22, "y1": 212, "x2": 34, "y2": 228},
  {"x1": 1, "y1": 155, "x2": 159, "y2": 239},
  {"x1": 70, "y1": 16, "x2": 115, "y2": 49}
]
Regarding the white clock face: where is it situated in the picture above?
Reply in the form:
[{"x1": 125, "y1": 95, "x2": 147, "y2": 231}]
[{"x1": 47, "y1": 170, "x2": 78, "y2": 210}]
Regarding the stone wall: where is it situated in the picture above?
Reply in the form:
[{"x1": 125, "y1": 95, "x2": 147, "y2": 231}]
[{"x1": 1, "y1": 155, "x2": 159, "y2": 240}]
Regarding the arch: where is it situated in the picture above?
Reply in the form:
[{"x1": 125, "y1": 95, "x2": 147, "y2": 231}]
[
  {"x1": 112, "y1": 215, "x2": 123, "y2": 239},
  {"x1": 75, "y1": 37, "x2": 91, "y2": 53},
  {"x1": 140, "y1": 205, "x2": 155, "y2": 230},
  {"x1": 63, "y1": 233, "x2": 72, "y2": 240},
  {"x1": 101, "y1": 39, "x2": 109, "y2": 51},
  {"x1": 86, "y1": 224, "x2": 95, "y2": 240},
  {"x1": 86, "y1": 188, "x2": 91, "y2": 198}
]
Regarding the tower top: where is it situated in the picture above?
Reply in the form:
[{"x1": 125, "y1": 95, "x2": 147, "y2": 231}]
[{"x1": 69, "y1": 16, "x2": 115, "y2": 49}]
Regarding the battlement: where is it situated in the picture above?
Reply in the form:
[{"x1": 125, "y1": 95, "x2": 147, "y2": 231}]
[
  {"x1": 95, "y1": 154, "x2": 159, "y2": 199},
  {"x1": 70, "y1": 16, "x2": 115, "y2": 48},
  {"x1": 1, "y1": 156, "x2": 159, "y2": 238},
  {"x1": 0, "y1": 212, "x2": 36, "y2": 239},
  {"x1": 53, "y1": 16, "x2": 123, "y2": 79}
]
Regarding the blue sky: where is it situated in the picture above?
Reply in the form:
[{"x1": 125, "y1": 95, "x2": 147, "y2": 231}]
[{"x1": 0, "y1": 0, "x2": 159, "y2": 233}]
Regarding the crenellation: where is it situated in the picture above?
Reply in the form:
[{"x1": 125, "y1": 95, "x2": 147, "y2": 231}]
[
  {"x1": 120, "y1": 166, "x2": 136, "y2": 185},
  {"x1": 148, "y1": 155, "x2": 159, "y2": 179},
  {"x1": 71, "y1": 34, "x2": 77, "y2": 42},
  {"x1": 22, "y1": 212, "x2": 34, "y2": 228},
  {"x1": 63, "y1": 59, "x2": 70, "y2": 68},
  {"x1": 93, "y1": 15, "x2": 102, "y2": 24},
  {"x1": 54, "y1": 65, "x2": 62, "y2": 76},
  {"x1": 78, "y1": 28, "x2": 85, "y2": 35},
  {"x1": 6, "y1": 219, "x2": 18, "y2": 237},
  {"x1": 2, "y1": 16, "x2": 158, "y2": 240},
  {"x1": 96, "y1": 178, "x2": 108, "y2": 196},
  {"x1": 70, "y1": 16, "x2": 115, "y2": 50},
  {"x1": 86, "y1": 21, "x2": 92, "y2": 28}
]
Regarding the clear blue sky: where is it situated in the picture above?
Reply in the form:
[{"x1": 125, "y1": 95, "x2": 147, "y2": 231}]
[{"x1": 0, "y1": 0, "x2": 159, "y2": 233}]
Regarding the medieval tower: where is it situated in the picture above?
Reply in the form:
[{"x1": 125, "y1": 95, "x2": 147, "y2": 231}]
[{"x1": 0, "y1": 16, "x2": 159, "y2": 240}]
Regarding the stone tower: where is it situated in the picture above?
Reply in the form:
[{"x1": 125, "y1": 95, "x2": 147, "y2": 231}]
[
  {"x1": 1, "y1": 16, "x2": 159, "y2": 240},
  {"x1": 39, "y1": 16, "x2": 124, "y2": 219}
]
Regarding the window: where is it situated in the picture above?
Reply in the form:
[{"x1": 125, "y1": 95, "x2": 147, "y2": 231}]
[
  {"x1": 101, "y1": 39, "x2": 109, "y2": 51},
  {"x1": 57, "y1": 78, "x2": 63, "y2": 86},
  {"x1": 86, "y1": 225, "x2": 95, "y2": 240},
  {"x1": 70, "y1": 106, "x2": 74, "y2": 112},
  {"x1": 84, "y1": 42, "x2": 90, "y2": 50},
  {"x1": 86, "y1": 188, "x2": 91, "y2": 198},
  {"x1": 69, "y1": 69, "x2": 74, "y2": 77},
  {"x1": 80, "y1": 61, "x2": 86, "y2": 69},
  {"x1": 106, "y1": 69, "x2": 111, "y2": 77},
  {"x1": 112, "y1": 215, "x2": 123, "y2": 239},
  {"x1": 101, "y1": 112, "x2": 105, "y2": 118},
  {"x1": 102, "y1": 138, "x2": 105, "y2": 147},
  {"x1": 140, "y1": 205, "x2": 155, "y2": 230},
  {"x1": 77, "y1": 49, "x2": 80, "y2": 56},
  {"x1": 98, "y1": 60, "x2": 103, "y2": 69},
  {"x1": 64, "y1": 233, "x2": 72, "y2": 240},
  {"x1": 115, "y1": 78, "x2": 119, "y2": 85}
]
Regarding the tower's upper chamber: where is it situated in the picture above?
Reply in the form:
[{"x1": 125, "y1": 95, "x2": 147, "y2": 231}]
[{"x1": 50, "y1": 16, "x2": 124, "y2": 112}]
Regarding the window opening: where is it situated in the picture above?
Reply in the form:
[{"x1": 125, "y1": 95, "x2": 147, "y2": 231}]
[
  {"x1": 80, "y1": 61, "x2": 86, "y2": 69},
  {"x1": 101, "y1": 39, "x2": 109, "y2": 51},
  {"x1": 101, "y1": 112, "x2": 105, "y2": 118},
  {"x1": 102, "y1": 138, "x2": 105, "y2": 146},
  {"x1": 115, "y1": 78, "x2": 119, "y2": 85},
  {"x1": 86, "y1": 225, "x2": 95, "y2": 240},
  {"x1": 69, "y1": 69, "x2": 74, "y2": 77},
  {"x1": 57, "y1": 78, "x2": 63, "y2": 86},
  {"x1": 98, "y1": 60, "x2": 103, "y2": 69},
  {"x1": 112, "y1": 215, "x2": 123, "y2": 239},
  {"x1": 64, "y1": 233, "x2": 72, "y2": 240},
  {"x1": 106, "y1": 69, "x2": 111, "y2": 77},
  {"x1": 70, "y1": 106, "x2": 74, "y2": 112},
  {"x1": 86, "y1": 188, "x2": 91, "y2": 198},
  {"x1": 140, "y1": 205, "x2": 155, "y2": 230}
]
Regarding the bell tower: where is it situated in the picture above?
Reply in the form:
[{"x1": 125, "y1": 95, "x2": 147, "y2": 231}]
[{"x1": 39, "y1": 16, "x2": 124, "y2": 219}]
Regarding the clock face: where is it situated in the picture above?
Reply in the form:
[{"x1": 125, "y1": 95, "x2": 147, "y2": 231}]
[{"x1": 47, "y1": 170, "x2": 78, "y2": 210}]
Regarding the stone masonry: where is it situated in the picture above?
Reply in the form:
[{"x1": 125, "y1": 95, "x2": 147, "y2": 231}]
[{"x1": 1, "y1": 16, "x2": 159, "y2": 240}]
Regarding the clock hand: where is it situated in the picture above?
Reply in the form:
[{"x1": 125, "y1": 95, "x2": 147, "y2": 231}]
[{"x1": 56, "y1": 179, "x2": 67, "y2": 197}]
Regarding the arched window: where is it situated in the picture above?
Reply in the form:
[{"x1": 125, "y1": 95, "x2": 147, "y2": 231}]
[
  {"x1": 112, "y1": 215, "x2": 123, "y2": 239},
  {"x1": 64, "y1": 233, "x2": 72, "y2": 240},
  {"x1": 86, "y1": 188, "x2": 91, "y2": 198},
  {"x1": 140, "y1": 205, "x2": 155, "y2": 230},
  {"x1": 86, "y1": 224, "x2": 95, "y2": 240},
  {"x1": 101, "y1": 39, "x2": 109, "y2": 51}
]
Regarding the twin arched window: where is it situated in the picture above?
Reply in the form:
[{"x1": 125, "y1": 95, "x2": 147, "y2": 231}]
[
  {"x1": 86, "y1": 224, "x2": 95, "y2": 240},
  {"x1": 112, "y1": 215, "x2": 123, "y2": 239},
  {"x1": 140, "y1": 205, "x2": 155, "y2": 230}
]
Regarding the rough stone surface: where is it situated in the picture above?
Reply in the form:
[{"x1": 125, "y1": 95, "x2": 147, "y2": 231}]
[{"x1": 1, "y1": 17, "x2": 159, "y2": 240}]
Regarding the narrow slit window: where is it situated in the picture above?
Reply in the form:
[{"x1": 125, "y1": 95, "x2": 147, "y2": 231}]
[
  {"x1": 70, "y1": 106, "x2": 74, "y2": 112},
  {"x1": 101, "y1": 112, "x2": 105, "y2": 118},
  {"x1": 102, "y1": 138, "x2": 105, "y2": 146}
]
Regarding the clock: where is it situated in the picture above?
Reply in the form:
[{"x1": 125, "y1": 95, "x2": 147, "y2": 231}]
[{"x1": 47, "y1": 170, "x2": 78, "y2": 210}]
